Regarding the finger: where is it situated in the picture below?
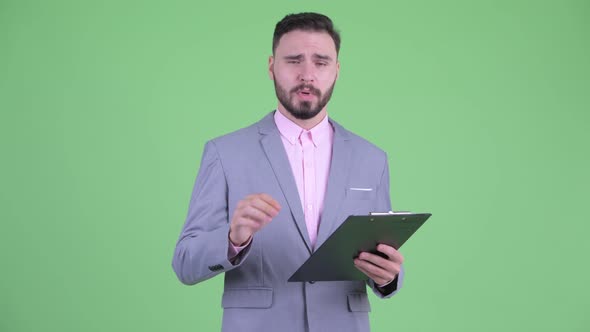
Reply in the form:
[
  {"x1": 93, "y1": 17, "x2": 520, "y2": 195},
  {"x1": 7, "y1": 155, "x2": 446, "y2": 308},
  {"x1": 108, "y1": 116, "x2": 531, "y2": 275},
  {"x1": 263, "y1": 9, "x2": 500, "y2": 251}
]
[
  {"x1": 353, "y1": 260, "x2": 377, "y2": 278},
  {"x1": 353, "y1": 262, "x2": 377, "y2": 279},
  {"x1": 234, "y1": 215, "x2": 261, "y2": 230},
  {"x1": 358, "y1": 252, "x2": 401, "y2": 279},
  {"x1": 376, "y1": 244, "x2": 404, "y2": 263},
  {"x1": 250, "y1": 196, "x2": 280, "y2": 218},
  {"x1": 355, "y1": 258, "x2": 395, "y2": 282},
  {"x1": 358, "y1": 252, "x2": 396, "y2": 272},
  {"x1": 354, "y1": 260, "x2": 390, "y2": 285},
  {"x1": 242, "y1": 205, "x2": 273, "y2": 224},
  {"x1": 257, "y1": 193, "x2": 282, "y2": 211}
]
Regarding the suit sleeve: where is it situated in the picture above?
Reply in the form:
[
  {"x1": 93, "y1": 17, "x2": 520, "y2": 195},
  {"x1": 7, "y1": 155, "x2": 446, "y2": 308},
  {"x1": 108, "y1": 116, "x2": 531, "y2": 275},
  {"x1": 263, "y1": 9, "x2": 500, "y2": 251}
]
[
  {"x1": 172, "y1": 140, "x2": 251, "y2": 285},
  {"x1": 366, "y1": 154, "x2": 405, "y2": 298}
]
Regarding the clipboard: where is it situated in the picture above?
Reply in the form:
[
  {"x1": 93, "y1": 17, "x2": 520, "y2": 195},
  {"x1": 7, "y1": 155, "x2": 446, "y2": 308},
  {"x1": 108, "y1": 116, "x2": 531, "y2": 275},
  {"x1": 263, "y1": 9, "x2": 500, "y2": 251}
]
[{"x1": 288, "y1": 212, "x2": 432, "y2": 282}]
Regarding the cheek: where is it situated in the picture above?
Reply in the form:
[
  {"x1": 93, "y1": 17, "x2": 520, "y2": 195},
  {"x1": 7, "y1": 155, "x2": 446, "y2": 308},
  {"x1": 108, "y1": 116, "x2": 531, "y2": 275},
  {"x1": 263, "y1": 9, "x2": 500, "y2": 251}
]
[
  {"x1": 277, "y1": 72, "x2": 292, "y2": 83},
  {"x1": 318, "y1": 70, "x2": 337, "y2": 84},
  {"x1": 274, "y1": 66, "x2": 296, "y2": 80},
  {"x1": 276, "y1": 74, "x2": 298, "y2": 91},
  {"x1": 318, "y1": 77, "x2": 336, "y2": 93}
]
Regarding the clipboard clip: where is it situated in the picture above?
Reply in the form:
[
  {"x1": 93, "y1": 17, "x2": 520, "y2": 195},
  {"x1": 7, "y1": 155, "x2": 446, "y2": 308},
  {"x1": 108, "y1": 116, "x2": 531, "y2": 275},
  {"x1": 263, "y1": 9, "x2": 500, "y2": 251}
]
[{"x1": 369, "y1": 211, "x2": 412, "y2": 216}]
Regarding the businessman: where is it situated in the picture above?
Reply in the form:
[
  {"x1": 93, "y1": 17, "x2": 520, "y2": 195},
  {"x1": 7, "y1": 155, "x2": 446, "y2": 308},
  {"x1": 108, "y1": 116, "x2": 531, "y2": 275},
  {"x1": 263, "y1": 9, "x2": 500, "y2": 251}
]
[{"x1": 173, "y1": 12, "x2": 404, "y2": 332}]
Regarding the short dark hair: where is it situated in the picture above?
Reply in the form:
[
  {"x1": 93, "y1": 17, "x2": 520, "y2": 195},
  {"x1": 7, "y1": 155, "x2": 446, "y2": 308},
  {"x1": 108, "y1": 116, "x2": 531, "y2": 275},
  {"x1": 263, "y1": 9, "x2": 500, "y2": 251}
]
[{"x1": 272, "y1": 12, "x2": 341, "y2": 55}]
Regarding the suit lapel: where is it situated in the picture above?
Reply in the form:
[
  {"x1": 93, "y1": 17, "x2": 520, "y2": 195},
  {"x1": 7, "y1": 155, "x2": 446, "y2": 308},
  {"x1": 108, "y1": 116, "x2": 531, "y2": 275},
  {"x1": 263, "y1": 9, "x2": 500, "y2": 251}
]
[
  {"x1": 315, "y1": 120, "x2": 352, "y2": 250},
  {"x1": 258, "y1": 113, "x2": 312, "y2": 253}
]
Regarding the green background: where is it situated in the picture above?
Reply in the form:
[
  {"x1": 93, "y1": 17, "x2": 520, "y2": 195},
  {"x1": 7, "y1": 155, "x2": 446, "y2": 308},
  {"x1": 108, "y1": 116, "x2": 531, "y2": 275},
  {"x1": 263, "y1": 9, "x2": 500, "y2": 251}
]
[{"x1": 1, "y1": 0, "x2": 589, "y2": 331}]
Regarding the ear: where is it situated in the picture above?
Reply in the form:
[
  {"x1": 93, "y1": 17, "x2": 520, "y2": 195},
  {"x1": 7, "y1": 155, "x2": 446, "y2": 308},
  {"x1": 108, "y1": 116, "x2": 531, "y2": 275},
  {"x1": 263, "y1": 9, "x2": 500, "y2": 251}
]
[
  {"x1": 335, "y1": 60, "x2": 341, "y2": 80},
  {"x1": 268, "y1": 55, "x2": 275, "y2": 80}
]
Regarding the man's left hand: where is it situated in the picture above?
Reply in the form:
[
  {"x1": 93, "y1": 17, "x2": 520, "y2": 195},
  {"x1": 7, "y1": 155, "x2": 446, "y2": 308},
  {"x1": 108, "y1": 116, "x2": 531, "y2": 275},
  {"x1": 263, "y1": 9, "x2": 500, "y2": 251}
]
[{"x1": 353, "y1": 244, "x2": 404, "y2": 286}]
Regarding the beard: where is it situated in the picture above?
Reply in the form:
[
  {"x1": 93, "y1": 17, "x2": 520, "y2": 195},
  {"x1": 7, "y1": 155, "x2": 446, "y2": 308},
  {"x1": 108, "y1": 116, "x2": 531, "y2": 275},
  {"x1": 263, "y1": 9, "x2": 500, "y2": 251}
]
[{"x1": 273, "y1": 78, "x2": 336, "y2": 120}]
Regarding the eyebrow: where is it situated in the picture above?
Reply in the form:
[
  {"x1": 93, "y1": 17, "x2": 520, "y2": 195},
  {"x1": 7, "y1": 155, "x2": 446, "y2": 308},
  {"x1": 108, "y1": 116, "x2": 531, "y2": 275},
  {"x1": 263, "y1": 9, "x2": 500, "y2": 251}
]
[
  {"x1": 312, "y1": 54, "x2": 333, "y2": 61},
  {"x1": 283, "y1": 53, "x2": 334, "y2": 62}
]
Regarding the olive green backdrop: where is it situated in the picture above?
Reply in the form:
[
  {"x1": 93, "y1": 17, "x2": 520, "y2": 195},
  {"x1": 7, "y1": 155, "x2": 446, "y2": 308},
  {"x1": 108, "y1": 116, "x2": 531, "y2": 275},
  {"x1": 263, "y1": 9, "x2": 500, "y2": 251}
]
[{"x1": 1, "y1": 0, "x2": 588, "y2": 331}]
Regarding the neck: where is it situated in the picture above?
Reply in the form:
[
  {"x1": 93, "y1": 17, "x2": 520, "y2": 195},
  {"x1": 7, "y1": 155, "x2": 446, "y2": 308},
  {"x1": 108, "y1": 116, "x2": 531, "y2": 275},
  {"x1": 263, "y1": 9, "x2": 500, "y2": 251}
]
[{"x1": 276, "y1": 106, "x2": 328, "y2": 130}]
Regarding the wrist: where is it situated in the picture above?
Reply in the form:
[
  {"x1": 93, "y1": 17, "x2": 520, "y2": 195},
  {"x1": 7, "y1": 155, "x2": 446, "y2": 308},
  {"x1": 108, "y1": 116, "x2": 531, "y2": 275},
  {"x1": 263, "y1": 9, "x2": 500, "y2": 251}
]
[
  {"x1": 375, "y1": 274, "x2": 399, "y2": 295},
  {"x1": 377, "y1": 278, "x2": 394, "y2": 288},
  {"x1": 229, "y1": 229, "x2": 251, "y2": 246}
]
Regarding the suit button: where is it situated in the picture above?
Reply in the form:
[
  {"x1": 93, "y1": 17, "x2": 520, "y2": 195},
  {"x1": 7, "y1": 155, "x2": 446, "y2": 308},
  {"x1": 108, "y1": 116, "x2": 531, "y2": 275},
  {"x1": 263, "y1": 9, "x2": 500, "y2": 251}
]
[{"x1": 308, "y1": 281, "x2": 315, "y2": 284}]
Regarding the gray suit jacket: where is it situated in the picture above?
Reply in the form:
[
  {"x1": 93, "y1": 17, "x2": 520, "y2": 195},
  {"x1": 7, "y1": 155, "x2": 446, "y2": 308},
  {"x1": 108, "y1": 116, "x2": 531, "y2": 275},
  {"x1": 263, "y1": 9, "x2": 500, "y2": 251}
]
[{"x1": 173, "y1": 112, "x2": 403, "y2": 332}]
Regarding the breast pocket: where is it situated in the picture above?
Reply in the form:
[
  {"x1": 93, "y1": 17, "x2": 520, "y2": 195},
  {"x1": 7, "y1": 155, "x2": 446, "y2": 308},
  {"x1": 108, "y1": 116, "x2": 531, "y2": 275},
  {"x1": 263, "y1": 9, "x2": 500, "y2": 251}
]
[
  {"x1": 346, "y1": 187, "x2": 376, "y2": 200},
  {"x1": 343, "y1": 187, "x2": 376, "y2": 216}
]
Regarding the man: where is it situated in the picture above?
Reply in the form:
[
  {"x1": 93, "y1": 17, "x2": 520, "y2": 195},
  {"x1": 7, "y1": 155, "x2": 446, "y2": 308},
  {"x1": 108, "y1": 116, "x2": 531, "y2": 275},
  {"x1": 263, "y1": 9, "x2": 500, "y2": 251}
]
[{"x1": 172, "y1": 12, "x2": 404, "y2": 332}]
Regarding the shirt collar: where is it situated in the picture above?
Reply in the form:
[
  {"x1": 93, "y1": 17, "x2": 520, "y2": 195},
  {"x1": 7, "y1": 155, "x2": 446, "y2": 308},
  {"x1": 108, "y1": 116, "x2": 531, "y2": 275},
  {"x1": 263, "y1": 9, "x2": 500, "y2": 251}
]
[{"x1": 274, "y1": 110, "x2": 332, "y2": 147}]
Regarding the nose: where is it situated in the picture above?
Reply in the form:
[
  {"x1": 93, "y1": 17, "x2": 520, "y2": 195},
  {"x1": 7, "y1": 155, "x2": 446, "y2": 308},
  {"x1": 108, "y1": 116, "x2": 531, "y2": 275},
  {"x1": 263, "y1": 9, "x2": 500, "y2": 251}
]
[{"x1": 298, "y1": 62, "x2": 315, "y2": 83}]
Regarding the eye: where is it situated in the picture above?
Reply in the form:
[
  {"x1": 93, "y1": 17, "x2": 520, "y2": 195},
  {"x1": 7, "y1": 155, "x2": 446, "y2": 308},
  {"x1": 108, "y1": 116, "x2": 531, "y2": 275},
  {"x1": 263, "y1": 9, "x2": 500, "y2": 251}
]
[
  {"x1": 287, "y1": 60, "x2": 300, "y2": 64},
  {"x1": 316, "y1": 62, "x2": 328, "y2": 67}
]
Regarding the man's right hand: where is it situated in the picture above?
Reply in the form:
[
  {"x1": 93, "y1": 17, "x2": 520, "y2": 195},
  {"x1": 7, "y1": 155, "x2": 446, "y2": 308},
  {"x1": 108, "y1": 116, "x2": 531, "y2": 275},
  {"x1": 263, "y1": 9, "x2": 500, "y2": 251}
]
[{"x1": 229, "y1": 193, "x2": 281, "y2": 246}]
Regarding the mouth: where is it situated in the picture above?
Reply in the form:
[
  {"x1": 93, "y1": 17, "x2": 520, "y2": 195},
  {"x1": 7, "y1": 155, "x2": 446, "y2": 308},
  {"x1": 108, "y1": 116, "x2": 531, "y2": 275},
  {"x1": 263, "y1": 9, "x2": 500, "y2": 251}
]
[{"x1": 296, "y1": 89, "x2": 315, "y2": 100}]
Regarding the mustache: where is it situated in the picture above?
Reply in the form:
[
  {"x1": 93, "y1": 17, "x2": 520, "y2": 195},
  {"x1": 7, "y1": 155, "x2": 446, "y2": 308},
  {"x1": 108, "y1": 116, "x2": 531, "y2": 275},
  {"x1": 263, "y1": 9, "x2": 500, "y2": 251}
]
[{"x1": 290, "y1": 84, "x2": 321, "y2": 96}]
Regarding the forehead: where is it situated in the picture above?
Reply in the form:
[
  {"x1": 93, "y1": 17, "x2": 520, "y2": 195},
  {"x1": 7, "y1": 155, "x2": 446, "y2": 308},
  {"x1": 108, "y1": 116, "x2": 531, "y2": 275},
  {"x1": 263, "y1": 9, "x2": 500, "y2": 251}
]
[{"x1": 275, "y1": 30, "x2": 337, "y2": 57}]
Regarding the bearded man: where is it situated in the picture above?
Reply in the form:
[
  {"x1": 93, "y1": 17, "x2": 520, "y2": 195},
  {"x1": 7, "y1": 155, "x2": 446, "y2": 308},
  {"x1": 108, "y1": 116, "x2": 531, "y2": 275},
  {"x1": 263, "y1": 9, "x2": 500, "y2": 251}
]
[{"x1": 173, "y1": 12, "x2": 404, "y2": 332}]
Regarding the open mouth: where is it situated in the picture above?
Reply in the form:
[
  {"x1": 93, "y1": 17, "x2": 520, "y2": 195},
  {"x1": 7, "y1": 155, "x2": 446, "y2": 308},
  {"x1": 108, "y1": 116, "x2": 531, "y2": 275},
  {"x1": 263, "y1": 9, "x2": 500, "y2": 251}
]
[{"x1": 297, "y1": 89, "x2": 315, "y2": 99}]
